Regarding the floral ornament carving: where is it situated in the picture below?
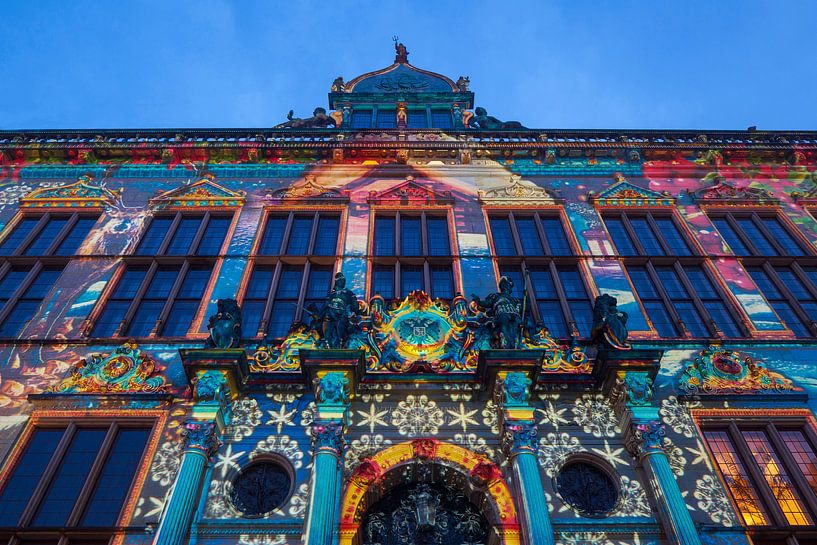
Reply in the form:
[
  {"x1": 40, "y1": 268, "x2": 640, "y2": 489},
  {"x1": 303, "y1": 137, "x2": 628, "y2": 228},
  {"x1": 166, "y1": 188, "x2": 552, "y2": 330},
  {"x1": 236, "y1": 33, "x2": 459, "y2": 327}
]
[
  {"x1": 391, "y1": 395, "x2": 444, "y2": 437},
  {"x1": 503, "y1": 423, "x2": 538, "y2": 456},
  {"x1": 149, "y1": 173, "x2": 245, "y2": 209},
  {"x1": 557, "y1": 531, "x2": 614, "y2": 545},
  {"x1": 237, "y1": 535, "x2": 287, "y2": 545},
  {"x1": 589, "y1": 174, "x2": 674, "y2": 208},
  {"x1": 312, "y1": 422, "x2": 345, "y2": 455},
  {"x1": 477, "y1": 174, "x2": 560, "y2": 206},
  {"x1": 49, "y1": 342, "x2": 169, "y2": 394},
  {"x1": 19, "y1": 173, "x2": 120, "y2": 209},
  {"x1": 626, "y1": 421, "x2": 665, "y2": 458},
  {"x1": 266, "y1": 175, "x2": 348, "y2": 204},
  {"x1": 691, "y1": 177, "x2": 779, "y2": 206},
  {"x1": 678, "y1": 346, "x2": 801, "y2": 395}
]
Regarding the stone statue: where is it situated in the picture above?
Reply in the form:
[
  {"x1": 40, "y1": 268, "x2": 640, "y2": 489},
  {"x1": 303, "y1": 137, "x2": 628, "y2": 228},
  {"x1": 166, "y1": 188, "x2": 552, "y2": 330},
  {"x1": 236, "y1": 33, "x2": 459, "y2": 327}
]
[
  {"x1": 469, "y1": 107, "x2": 526, "y2": 130},
  {"x1": 318, "y1": 272, "x2": 361, "y2": 349},
  {"x1": 591, "y1": 294, "x2": 630, "y2": 349},
  {"x1": 394, "y1": 40, "x2": 409, "y2": 63},
  {"x1": 452, "y1": 103, "x2": 465, "y2": 129},
  {"x1": 193, "y1": 370, "x2": 226, "y2": 402},
  {"x1": 456, "y1": 76, "x2": 470, "y2": 92},
  {"x1": 472, "y1": 276, "x2": 523, "y2": 349},
  {"x1": 206, "y1": 299, "x2": 242, "y2": 349},
  {"x1": 624, "y1": 372, "x2": 653, "y2": 406},
  {"x1": 317, "y1": 371, "x2": 349, "y2": 405},
  {"x1": 331, "y1": 76, "x2": 345, "y2": 92},
  {"x1": 274, "y1": 107, "x2": 337, "y2": 129},
  {"x1": 502, "y1": 372, "x2": 531, "y2": 405}
]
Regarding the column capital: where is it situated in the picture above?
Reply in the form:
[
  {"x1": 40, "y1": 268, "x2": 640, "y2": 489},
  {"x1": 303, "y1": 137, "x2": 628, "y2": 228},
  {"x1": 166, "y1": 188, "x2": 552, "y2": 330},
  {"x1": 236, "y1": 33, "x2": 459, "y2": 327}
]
[
  {"x1": 625, "y1": 419, "x2": 666, "y2": 458},
  {"x1": 181, "y1": 420, "x2": 220, "y2": 457},
  {"x1": 502, "y1": 421, "x2": 538, "y2": 457},
  {"x1": 312, "y1": 421, "x2": 345, "y2": 456}
]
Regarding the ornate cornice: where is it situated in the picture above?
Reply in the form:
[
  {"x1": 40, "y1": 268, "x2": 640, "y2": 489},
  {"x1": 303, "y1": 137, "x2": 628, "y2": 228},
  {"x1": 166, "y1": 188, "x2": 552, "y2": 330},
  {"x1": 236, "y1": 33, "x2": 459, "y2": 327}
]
[
  {"x1": 367, "y1": 176, "x2": 453, "y2": 205},
  {"x1": 691, "y1": 175, "x2": 779, "y2": 206},
  {"x1": 149, "y1": 172, "x2": 245, "y2": 209},
  {"x1": 589, "y1": 173, "x2": 674, "y2": 208}
]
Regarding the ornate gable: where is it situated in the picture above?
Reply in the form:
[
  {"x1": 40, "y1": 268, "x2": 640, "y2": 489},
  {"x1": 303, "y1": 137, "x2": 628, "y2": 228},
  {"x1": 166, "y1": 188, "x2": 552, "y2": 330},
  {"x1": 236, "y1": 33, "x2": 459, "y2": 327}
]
[
  {"x1": 590, "y1": 174, "x2": 674, "y2": 208},
  {"x1": 48, "y1": 343, "x2": 169, "y2": 394},
  {"x1": 691, "y1": 176, "x2": 779, "y2": 206},
  {"x1": 149, "y1": 172, "x2": 246, "y2": 209},
  {"x1": 19, "y1": 174, "x2": 119, "y2": 209},
  {"x1": 367, "y1": 176, "x2": 452, "y2": 205},
  {"x1": 265, "y1": 175, "x2": 349, "y2": 205},
  {"x1": 477, "y1": 174, "x2": 560, "y2": 206},
  {"x1": 677, "y1": 346, "x2": 801, "y2": 396}
]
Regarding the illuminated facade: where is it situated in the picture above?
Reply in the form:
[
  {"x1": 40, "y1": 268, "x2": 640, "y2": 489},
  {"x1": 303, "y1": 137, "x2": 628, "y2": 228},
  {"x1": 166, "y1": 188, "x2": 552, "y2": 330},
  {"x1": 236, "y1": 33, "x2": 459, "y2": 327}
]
[{"x1": 1, "y1": 43, "x2": 817, "y2": 545}]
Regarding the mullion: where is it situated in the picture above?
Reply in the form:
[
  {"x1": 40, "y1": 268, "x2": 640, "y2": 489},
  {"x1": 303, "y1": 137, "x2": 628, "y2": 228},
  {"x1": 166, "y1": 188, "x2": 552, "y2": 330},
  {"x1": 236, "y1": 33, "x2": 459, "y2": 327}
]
[
  {"x1": 506, "y1": 212, "x2": 526, "y2": 256},
  {"x1": 723, "y1": 214, "x2": 758, "y2": 256},
  {"x1": 42, "y1": 214, "x2": 78, "y2": 257},
  {"x1": 12, "y1": 214, "x2": 51, "y2": 257},
  {"x1": 674, "y1": 262, "x2": 720, "y2": 337},
  {"x1": 751, "y1": 212, "x2": 790, "y2": 257},
  {"x1": 163, "y1": 264, "x2": 212, "y2": 336},
  {"x1": 156, "y1": 212, "x2": 182, "y2": 256},
  {"x1": 90, "y1": 266, "x2": 150, "y2": 338},
  {"x1": 154, "y1": 262, "x2": 191, "y2": 336},
  {"x1": 620, "y1": 214, "x2": 649, "y2": 256},
  {"x1": 757, "y1": 264, "x2": 814, "y2": 337},
  {"x1": 259, "y1": 261, "x2": 283, "y2": 336},
  {"x1": 527, "y1": 264, "x2": 568, "y2": 338},
  {"x1": 645, "y1": 262, "x2": 690, "y2": 337},
  {"x1": 115, "y1": 262, "x2": 158, "y2": 337},
  {"x1": 548, "y1": 261, "x2": 578, "y2": 337},
  {"x1": 765, "y1": 424, "x2": 817, "y2": 519},
  {"x1": 64, "y1": 424, "x2": 116, "y2": 527},
  {"x1": 305, "y1": 212, "x2": 319, "y2": 256},
  {"x1": 186, "y1": 211, "x2": 210, "y2": 255},
  {"x1": 532, "y1": 212, "x2": 552, "y2": 255},
  {"x1": 0, "y1": 264, "x2": 41, "y2": 327},
  {"x1": 645, "y1": 214, "x2": 675, "y2": 256}
]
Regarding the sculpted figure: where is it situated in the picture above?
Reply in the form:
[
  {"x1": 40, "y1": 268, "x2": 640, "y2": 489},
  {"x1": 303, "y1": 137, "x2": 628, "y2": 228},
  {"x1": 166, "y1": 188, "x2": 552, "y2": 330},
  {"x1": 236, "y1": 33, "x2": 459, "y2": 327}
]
[
  {"x1": 502, "y1": 372, "x2": 531, "y2": 405},
  {"x1": 591, "y1": 294, "x2": 630, "y2": 349},
  {"x1": 469, "y1": 107, "x2": 526, "y2": 130},
  {"x1": 456, "y1": 75, "x2": 470, "y2": 92},
  {"x1": 331, "y1": 76, "x2": 345, "y2": 92},
  {"x1": 318, "y1": 272, "x2": 361, "y2": 349},
  {"x1": 472, "y1": 276, "x2": 523, "y2": 349},
  {"x1": 317, "y1": 371, "x2": 348, "y2": 404},
  {"x1": 206, "y1": 299, "x2": 242, "y2": 349},
  {"x1": 274, "y1": 107, "x2": 337, "y2": 129},
  {"x1": 394, "y1": 40, "x2": 409, "y2": 63}
]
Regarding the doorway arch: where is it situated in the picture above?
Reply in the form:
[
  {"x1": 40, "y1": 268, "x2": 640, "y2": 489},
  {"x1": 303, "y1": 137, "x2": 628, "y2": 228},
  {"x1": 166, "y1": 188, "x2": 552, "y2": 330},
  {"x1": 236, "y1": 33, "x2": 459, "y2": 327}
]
[{"x1": 339, "y1": 439, "x2": 520, "y2": 545}]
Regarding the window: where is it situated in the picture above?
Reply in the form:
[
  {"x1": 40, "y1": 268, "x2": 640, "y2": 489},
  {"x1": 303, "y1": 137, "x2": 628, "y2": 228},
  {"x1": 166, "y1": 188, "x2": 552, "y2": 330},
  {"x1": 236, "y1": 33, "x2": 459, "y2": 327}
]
[
  {"x1": 407, "y1": 110, "x2": 427, "y2": 128},
  {"x1": 376, "y1": 110, "x2": 396, "y2": 129},
  {"x1": 710, "y1": 212, "x2": 809, "y2": 257},
  {"x1": 0, "y1": 213, "x2": 98, "y2": 337},
  {"x1": 350, "y1": 110, "x2": 372, "y2": 129},
  {"x1": 747, "y1": 266, "x2": 817, "y2": 338},
  {"x1": 90, "y1": 212, "x2": 232, "y2": 338},
  {"x1": 702, "y1": 420, "x2": 817, "y2": 537},
  {"x1": 0, "y1": 421, "x2": 151, "y2": 535},
  {"x1": 487, "y1": 212, "x2": 591, "y2": 338},
  {"x1": 230, "y1": 461, "x2": 292, "y2": 517},
  {"x1": 241, "y1": 211, "x2": 341, "y2": 338},
  {"x1": 430, "y1": 110, "x2": 453, "y2": 129},
  {"x1": 370, "y1": 212, "x2": 455, "y2": 300},
  {"x1": 603, "y1": 211, "x2": 746, "y2": 339}
]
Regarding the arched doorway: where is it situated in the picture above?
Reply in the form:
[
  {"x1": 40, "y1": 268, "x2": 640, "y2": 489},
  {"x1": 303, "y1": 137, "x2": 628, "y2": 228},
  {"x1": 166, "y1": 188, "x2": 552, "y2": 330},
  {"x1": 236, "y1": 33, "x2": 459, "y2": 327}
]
[{"x1": 339, "y1": 439, "x2": 520, "y2": 545}]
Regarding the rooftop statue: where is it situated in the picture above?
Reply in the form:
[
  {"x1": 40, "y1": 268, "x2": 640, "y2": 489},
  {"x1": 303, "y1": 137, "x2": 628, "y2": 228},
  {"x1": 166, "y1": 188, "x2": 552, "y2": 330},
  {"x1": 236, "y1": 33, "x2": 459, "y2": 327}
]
[
  {"x1": 331, "y1": 76, "x2": 345, "y2": 92},
  {"x1": 317, "y1": 272, "x2": 362, "y2": 349},
  {"x1": 591, "y1": 294, "x2": 630, "y2": 350},
  {"x1": 456, "y1": 76, "x2": 470, "y2": 92},
  {"x1": 274, "y1": 107, "x2": 337, "y2": 129},
  {"x1": 469, "y1": 107, "x2": 526, "y2": 130},
  {"x1": 394, "y1": 38, "x2": 409, "y2": 63},
  {"x1": 472, "y1": 276, "x2": 523, "y2": 349}
]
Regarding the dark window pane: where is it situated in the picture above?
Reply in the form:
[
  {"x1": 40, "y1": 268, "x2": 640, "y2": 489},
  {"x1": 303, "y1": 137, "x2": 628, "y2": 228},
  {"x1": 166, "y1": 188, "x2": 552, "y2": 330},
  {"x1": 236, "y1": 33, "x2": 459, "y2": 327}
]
[
  {"x1": 762, "y1": 217, "x2": 805, "y2": 256},
  {"x1": 246, "y1": 267, "x2": 274, "y2": 298},
  {"x1": 80, "y1": 428, "x2": 150, "y2": 527},
  {"x1": 286, "y1": 216, "x2": 313, "y2": 255},
  {"x1": 675, "y1": 301, "x2": 709, "y2": 337},
  {"x1": 711, "y1": 218, "x2": 749, "y2": 255},
  {"x1": 400, "y1": 265, "x2": 423, "y2": 296},
  {"x1": 111, "y1": 267, "x2": 149, "y2": 299},
  {"x1": 407, "y1": 111, "x2": 427, "y2": 128},
  {"x1": 127, "y1": 300, "x2": 164, "y2": 336},
  {"x1": 24, "y1": 267, "x2": 62, "y2": 299},
  {"x1": 374, "y1": 217, "x2": 395, "y2": 256},
  {"x1": 0, "y1": 218, "x2": 39, "y2": 256},
  {"x1": 430, "y1": 266, "x2": 453, "y2": 300},
  {"x1": 268, "y1": 301, "x2": 295, "y2": 338},
  {"x1": 196, "y1": 217, "x2": 230, "y2": 255},
  {"x1": 541, "y1": 217, "x2": 572, "y2": 256},
  {"x1": 0, "y1": 428, "x2": 65, "y2": 526},
  {"x1": 162, "y1": 301, "x2": 198, "y2": 336},
  {"x1": 557, "y1": 267, "x2": 588, "y2": 299},
  {"x1": 656, "y1": 267, "x2": 687, "y2": 299},
  {"x1": 629, "y1": 267, "x2": 659, "y2": 299},
  {"x1": 373, "y1": 266, "x2": 394, "y2": 299},
  {"x1": 736, "y1": 218, "x2": 777, "y2": 256},
  {"x1": 376, "y1": 110, "x2": 396, "y2": 129},
  {"x1": 770, "y1": 301, "x2": 810, "y2": 338},
  {"x1": 55, "y1": 217, "x2": 98, "y2": 256},
  {"x1": 306, "y1": 267, "x2": 332, "y2": 299},
  {"x1": 498, "y1": 267, "x2": 524, "y2": 297},
  {"x1": 775, "y1": 268, "x2": 812, "y2": 299},
  {"x1": 426, "y1": 217, "x2": 450, "y2": 256},
  {"x1": 605, "y1": 217, "x2": 637, "y2": 256},
  {"x1": 747, "y1": 267, "x2": 782, "y2": 299},
  {"x1": 704, "y1": 301, "x2": 742, "y2": 338},
  {"x1": 242, "y1": 300, "x2": 266, "y2": 338},
  {"x1": 400, "y1": 217, "x2": 421, "y2": 256},
  {"x1": 176, "y1": 266, "x2": 211, "y2": 298},
  {"x1": 515, "y1": 217, "x2": 543, "y2": 256},
  {"x1": 166, "y1": 216, "x2": 203, "y2": 255},
  {"x1": 538, "y1": 301, "x2": 568, "y2": 338},
  {"x1": 350, "y1": 111, "x2": 372, "y2": 128},
  {"x1": 24, "y1": 217, "x2": 69, "y2": 256},
  {"x1": 258, "y1": 216, "x2": 287, "y2": 255},
  {"x1": 569, "y1": 300, "x2": 594, "y2": 337},
  {"x1": 489, "y1": 217, "x2": 516, "y2": 256},
  {"x1": 145, "y1": 267, "x2": 180, "y2": 298},
  {"x1": 802, "y1": 267, "x2": 817, "y2": 291},
  {"x1": 136, "y1": 217, "x2": 172, "y2": 255},
  {"x1": 313, "y1": 216, "x2": 339, "y2": 256},
  {"x1": 628, "y1": 218, "x2": 664, "y2": 256},
  {"x1": 32, "y1": 428, "x2": 107, "y2": 527},
  {"x1": 529, "y1": 267, "x2": 557, "y2": 298},
  {"x1": 0, "y1": 267, "x2": 31, "y2": 306},
  {"x1": 91, "y1": 301, "x2": 131, "y2": 338},
  {"x1": 0, "y1": 300, "x2": 41, "y2": 337},
  {"x1": 276, "y1": 267, "x2": 303, "y2": 299},
  {"x1": 430, "y1": 110, "x2": 452, "y2": 129},
  {"x1": 684, "y1": 267, "x2": 718, "y2": 299},
  {"x1": 654, "y1": 218, "x2": 692, "y2": 256},
  {"x1": 643, "y1": 301, "x2": 678, "y2": 337}
]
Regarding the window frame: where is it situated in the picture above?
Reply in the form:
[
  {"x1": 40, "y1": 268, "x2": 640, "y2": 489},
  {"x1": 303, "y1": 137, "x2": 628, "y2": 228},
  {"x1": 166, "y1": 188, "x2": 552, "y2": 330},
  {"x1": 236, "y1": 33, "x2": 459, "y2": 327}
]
[
  {"x1": 483, "y1": 208, "x2": 592, "y2": 339},
  {"x1": 0, "y1": 410, "x2": 165, "y2": 542},
  {"x1": 367, "y1": 208, "x2": 459, "y2": 301},
  {"x1": 238, "y1": 207, "x2": 345, "y2": 339},
  {"x1": 707, "y1": 209, "x2": 813, "y2": 258},
  {"x1": 694, "y1": 409, "x2": 817, "y2": 539}
]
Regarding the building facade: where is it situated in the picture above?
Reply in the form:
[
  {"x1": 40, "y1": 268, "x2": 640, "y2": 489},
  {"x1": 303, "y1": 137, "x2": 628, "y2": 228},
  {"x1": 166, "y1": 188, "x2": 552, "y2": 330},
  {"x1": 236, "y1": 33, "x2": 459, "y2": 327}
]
[{"x1": 1, "y1": 44, "x2": 817, "y2": 545}]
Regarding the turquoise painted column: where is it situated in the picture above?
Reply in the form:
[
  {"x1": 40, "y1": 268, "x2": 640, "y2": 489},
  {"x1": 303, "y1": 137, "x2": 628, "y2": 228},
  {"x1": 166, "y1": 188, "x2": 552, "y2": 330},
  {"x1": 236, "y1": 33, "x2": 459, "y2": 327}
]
[
  {"x1": 153, "y1": 420, "x2": 219, "y2": 545},
  {"x1": 622, "y1": 372, "x2": 701, "y2": 545},
  {"x1": 499, "y1": 372, "x2": 556, "y2": 545},
  {"x1": 304, "y1": 371, "x2": 351, "y2": 545}
]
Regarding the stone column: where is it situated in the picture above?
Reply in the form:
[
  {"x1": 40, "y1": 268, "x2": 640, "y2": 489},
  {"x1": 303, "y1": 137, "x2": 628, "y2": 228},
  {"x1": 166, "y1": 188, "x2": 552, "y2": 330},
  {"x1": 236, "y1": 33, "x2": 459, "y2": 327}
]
[
  {"x1": 499, "y1": 371, "x2": 555, "y2": 545},
  {"x1": 153, "y1": 420, "x2": 219, "y2": 545},
  {"x1": 621, "y1": 372, "x2": 701, "y2": 545},
  {"x1": 304, "y1": 371, "x2": 351, "y2": 545}
]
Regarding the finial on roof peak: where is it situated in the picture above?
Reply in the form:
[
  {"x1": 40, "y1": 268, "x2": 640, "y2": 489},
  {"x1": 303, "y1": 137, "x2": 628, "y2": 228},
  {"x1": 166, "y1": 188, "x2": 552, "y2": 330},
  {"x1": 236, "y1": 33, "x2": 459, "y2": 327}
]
[{"x1": 392, "y1": 35, "x2": 409, "y2": 64}]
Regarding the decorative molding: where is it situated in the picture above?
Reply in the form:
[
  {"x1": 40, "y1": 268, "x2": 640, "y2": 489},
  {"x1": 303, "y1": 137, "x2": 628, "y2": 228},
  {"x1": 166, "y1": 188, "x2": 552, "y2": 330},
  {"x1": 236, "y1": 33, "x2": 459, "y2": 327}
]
[
  {"x1": 149, "y1": 172, "x2": 245, "y2": 209},
  {"x1": 589, "y1": 173, "x2": 674, "y2": 208},
  {"x1": 678, "y1": 345, "x2": 801, "y2": 395},
  {"x1": 48, "y1": 342, "x2": 169, "y2": 394},
  {"x1": 502, "y1": 422, "x2": 538, "y2": 456},
  {"x1": 312, "y1": 421, "x2": 345, "y2": 455},
  {"x1": 19, "y1": 173, "x2": 119, "y2": 209},
  {"x1": 182, "y1": 420, "x2": 220, "y2": 456},
  {"x1": 367, "y1": 176, "x2": 453, "y2": 205},
  {"x1": 691, "y1": 176, "x2": 779, "y2": 206},
  {"x1": 477, "y1": 174, "x2": 560, "y2": 206},
  {"x1": 265, "y1": 174, "x2": 349, "y2": 204},
  {"x1": 625, "y1": 420, "x2": 665, "y2": 458}
]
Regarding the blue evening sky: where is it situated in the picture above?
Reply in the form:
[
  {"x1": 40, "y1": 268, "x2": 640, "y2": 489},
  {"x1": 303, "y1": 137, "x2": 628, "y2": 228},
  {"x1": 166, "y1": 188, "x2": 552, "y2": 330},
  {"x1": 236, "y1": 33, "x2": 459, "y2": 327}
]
[{"x1": 1, "y1": 0, "x2": 815, "y2": 131}]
